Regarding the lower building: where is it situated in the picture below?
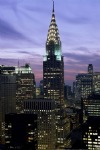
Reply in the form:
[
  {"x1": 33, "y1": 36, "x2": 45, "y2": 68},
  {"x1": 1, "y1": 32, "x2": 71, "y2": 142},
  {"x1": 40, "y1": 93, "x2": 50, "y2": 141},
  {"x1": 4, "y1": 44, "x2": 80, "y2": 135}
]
[
  {"x1": 24, "y1": 99, "x2": 56, "y2": 150},
  {"x1": 82, "y1": 93, "x2": 100, "y2": 123},
  {"x1": 5, "y1": 113, "x2": 37, "y2": 150},
  {"x1": 83, "y1": 116, "x2": 100, "y2": 150},
  {"x1": 0, "y1": 74, "x2": 16, "y2": 144}
]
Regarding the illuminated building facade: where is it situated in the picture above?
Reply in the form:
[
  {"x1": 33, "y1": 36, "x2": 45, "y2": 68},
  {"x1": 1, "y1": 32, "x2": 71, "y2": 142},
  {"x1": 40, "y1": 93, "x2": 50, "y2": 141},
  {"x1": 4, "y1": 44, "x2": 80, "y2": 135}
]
[
  {"x1": 75, "y1": 64, "x2": 93, "y2": 103},
  {"x1": 43, "y1": 1, "x2": 67, "y2": 148},
  {"x1": 85, "y1": 94, "x2": 100, "y2": 117},
  {"x1": 15, "y1": 64, "x2": 36, "y2": 113},
  {"x1": 76, "y1": 64, "x2": 100, "y2": 102},
  {"x1": 5, "y1": 113, "x2": 37, "y2": 150},
  {"x1": 82, "y1": 93, "x2": 100, "y2": 124},
  {"x1": 83, "y1": 116, "x2": 100, "y2": 149},
  {"x1": 36, "y1": 87, "x2": 41, "y2": 98},
  {"x1": 0, "y1": 66, "x2": 16, "y2": 143},
  {"x1": 24, "y1": 99, "x2": 56, "y2": 150},
  {"x1": 93, "y1": 72, "x2": 100, "y2": 94}
]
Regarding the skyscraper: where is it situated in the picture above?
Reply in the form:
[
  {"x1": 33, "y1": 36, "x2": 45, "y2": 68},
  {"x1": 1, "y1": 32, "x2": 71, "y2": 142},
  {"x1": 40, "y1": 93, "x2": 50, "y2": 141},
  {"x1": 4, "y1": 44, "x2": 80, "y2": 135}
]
[
  {"x1": 15, "y1": 64, "x2": 36, "y2": 113},
  {"x1": 24, "y1": 99, "x2": 56, "y2": 150},
  {"x1": 88, "y1": 64, "x2": 93, "y2": 74},
  {"x1": 75, "y1": 64, "x2": 93, "y2": 103},
  {"x1": 43, "y1": 1, "x2": 64, "y2": 102},
  {"x1": 43, "y1": 1, "x2": 68, "y2": 148},
  {"x1": 0, "y1": 66, "x2": 16, "y2": 143}
]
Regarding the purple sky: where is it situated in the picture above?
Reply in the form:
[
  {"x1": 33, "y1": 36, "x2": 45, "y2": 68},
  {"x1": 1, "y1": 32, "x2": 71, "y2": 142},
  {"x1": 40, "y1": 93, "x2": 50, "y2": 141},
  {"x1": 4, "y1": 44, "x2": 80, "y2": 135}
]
[{"x1": 0, "y1": 0, "x2": 100, "y2": 86}]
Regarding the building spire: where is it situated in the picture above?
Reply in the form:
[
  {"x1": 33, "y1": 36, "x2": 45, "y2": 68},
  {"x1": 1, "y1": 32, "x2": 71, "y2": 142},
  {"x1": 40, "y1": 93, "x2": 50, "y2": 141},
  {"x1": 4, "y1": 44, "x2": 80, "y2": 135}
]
[
  {"x1": 52, "y1": 0, "x2": 54, "y2": 13},
  {"x1": 46, "y1": 0, "x2": 61, "y2": 56},
  {"x1": 46, "y1": 0, "x2": 60, "y2": 44}
]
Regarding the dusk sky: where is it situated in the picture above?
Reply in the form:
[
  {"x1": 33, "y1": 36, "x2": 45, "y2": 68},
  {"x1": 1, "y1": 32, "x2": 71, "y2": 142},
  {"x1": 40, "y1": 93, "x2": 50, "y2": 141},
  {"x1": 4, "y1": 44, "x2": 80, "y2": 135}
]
[{"x1": 0, "y1": 0, "x2": 100, "y2": 86}]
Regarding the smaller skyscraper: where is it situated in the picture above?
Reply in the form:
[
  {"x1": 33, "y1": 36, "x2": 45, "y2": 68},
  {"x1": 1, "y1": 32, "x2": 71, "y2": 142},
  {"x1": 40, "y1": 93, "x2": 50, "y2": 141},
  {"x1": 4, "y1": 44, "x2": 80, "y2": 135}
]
[
  {"x1": 88, "y1": 64, "x2": 93, "y2": 74},
  {"x1": 75, "y1": 64, "x2": 93, "y2": 103},
  {"x1": 0, "y1": 66, "x2": 16, "y2": 143},
  {"x1": 93, "y1": 72, "x2": 100, "y2": 94},
  {"x1": 83, "y1": 93, "x2": 100, "y2": 118},
  {"x1": 24, "y1": 99, "x2": 56, "y2": 150},
  {"x1": 15, "y1": 64, "x2": 36, "y2": 113}
]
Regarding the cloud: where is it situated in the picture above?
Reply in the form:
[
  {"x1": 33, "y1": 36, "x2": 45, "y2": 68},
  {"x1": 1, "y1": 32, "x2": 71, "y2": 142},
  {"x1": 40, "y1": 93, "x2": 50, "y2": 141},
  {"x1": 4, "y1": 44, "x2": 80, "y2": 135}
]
[
  {"x1": 63, "y1": 16, "x2": 89, "y2": 25},
  {"x1": 0, "y1": 18, "x2": 31, "y2": 41},
  {"x1": 57, "y1": 9, "x2": 89, "y2": 25},
  {"x1": 17, "y1": 51, "x2": 31, "y2": 54}
]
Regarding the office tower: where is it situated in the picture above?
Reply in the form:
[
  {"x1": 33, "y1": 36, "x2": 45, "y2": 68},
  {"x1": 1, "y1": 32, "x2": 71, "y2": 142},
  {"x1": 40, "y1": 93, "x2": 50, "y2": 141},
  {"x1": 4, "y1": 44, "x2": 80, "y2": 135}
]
[
  {"x1": 83, "y1": 116, "x2": 100, "y2": 149},
  {"x1": 43, "y1": 1, "x2": 64, "y2": 102},
  {"x1": 0, "y1": 66, "x2": 16, "y2": 114},
  {"x1": 76, "y1": 64, "x2": 100, "y2": 102},
  {"x1": 82, "y1": 68, "x2": 100, "y2": 149},
  {"x1": 75, "y1": 64, "x2": 93, "y2": 103},
  {"x1": 64, "y1": 84, "x2": 72, "y2": 100},
  {"x1": 0, "y1": 66, "x2": 16, "y2": 143},
  {"x1": 15, "y1": 64, "x2": 36, "y2": 113},
  {"x1": 93, "y1": 72, "x2": 100, "y2": 94},
  {"x1": 88, "y1": 64, "x2": 93, "y2": 74},
  {"x1": 24, "y1": 99, "x2": 56, "y2": 150},
  {"x1": 83, "y1": 93, "x2": 100, "y2": 118},
  {"x1": 43, "y1": 1, "x2": 68, "y2": 148},
  {"x1": 5, "y1": 113, "x2": 37, "y2": 150},
  {"x1": 82, "y1": 94, "x2": 100, "y2": 149}
]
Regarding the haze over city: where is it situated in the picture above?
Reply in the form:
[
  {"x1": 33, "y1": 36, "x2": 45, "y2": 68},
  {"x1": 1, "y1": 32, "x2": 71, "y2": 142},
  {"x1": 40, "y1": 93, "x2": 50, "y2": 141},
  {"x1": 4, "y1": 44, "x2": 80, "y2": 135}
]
[{"x1": 0, "y1": 0, "x2": 100, "y2": 85}]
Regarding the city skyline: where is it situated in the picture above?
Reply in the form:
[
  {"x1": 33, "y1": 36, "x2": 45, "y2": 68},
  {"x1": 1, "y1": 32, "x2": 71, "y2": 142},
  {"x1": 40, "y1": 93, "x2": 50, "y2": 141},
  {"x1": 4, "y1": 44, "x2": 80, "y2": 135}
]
[{"x1": 0, "y1": 0, "x2": 100, "y2": 85}]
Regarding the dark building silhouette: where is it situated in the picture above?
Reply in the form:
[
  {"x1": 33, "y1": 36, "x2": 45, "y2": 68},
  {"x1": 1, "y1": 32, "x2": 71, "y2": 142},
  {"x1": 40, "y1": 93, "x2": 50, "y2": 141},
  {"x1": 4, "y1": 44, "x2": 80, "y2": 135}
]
[
  {"x1": 5, "y1": 113, "x2": 37, "y2": 150},
  {"x1": 39, "y1": 80, "x2": 43, "y2": 98},
  {"x1": 64, "y1": 84, "x2": 72, "y2": 100},
  {"x1": 88, "y1": 64, "x2": 93, "y2": 74},
  {"x1": 0, "y1": 66, "x2": 16, "y2": 144}
]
